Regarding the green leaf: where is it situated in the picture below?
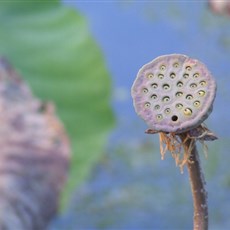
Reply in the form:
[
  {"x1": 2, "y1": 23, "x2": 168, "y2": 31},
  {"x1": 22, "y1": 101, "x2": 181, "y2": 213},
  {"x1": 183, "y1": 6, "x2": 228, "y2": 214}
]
[{"x1": 0, "y1": 1, "x2": 114, "y2": 207}]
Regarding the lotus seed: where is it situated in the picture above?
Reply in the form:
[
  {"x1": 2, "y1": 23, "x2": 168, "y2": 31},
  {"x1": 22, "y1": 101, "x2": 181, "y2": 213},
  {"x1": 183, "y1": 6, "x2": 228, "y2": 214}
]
[
  {"x1": 155, "y1": 105, "x2": 160, "y2": 110},
  {"x1": 163, "y1": 84, "x2": 170, "y2": 90},
  {"x1": 186, "y1": 66, "x2": 192, "y2": 71},
  {"x1": 156, "y1": 114, "x2": 163, "y2": 120},
  {"x1": 144, "y1": 102, "x2": 151, "y2": 108},
  {"x1": 165, "y1": 108, "x2": 171, "y2": 114},
  {"x1": 170, "y1": 72, "x2": 176, "y2": 79},
  {"x1": 193, "y1": 73, "x2": 199, "y2": 78},
  {"x1": 173, "y1": 62, "x2": 179, "y2": 68},
  {"x1": 184, "y1": 108, "x2": 192, "y2": 116},
  {"x1": 198, "y1": 90, "x2": 205, "y2": 97},
  {"x1": 177, "y1": 81, "x2": 183, "y2": 87},
  {"x1": 151, "y1": 83, "x2": 158, "y2": 88},
  {"x1": 147, "y1": 73, "x2": 154, "y2": 79},
  {"x1": 176, "y1": 92, "x2": 183, "y2": 97},
  {"x1": 158, "y1": 74, "x2": 164, "y2": 79},
  {"x1": 131, "y1": 54, "x2": 216, "y2": 133},
  {"x1": 142, "y1": 88, "x2": 148, "y2": 93},
  {"x1": 160, "y1": 65, "x2": 166, "y2": 71},
  {"x1": 176, "y1": 103, "x2": 183, "y2": 109},
  {"x1": 183, "y1": 73, "x2": 189, "y2": 79},
  {"x1": 190, "y1": 83, "x2": 197, "y2": 88},
  {"x1": 186, "y1": 94, "x2": 193, "y2": 100},
  {"x1": 162, "y1": 96, "x2": 170, "y2": 102},
  {"x1": 193, "y1": 101, "x2": 200, "y2": 107},
  {"x1": 200, "y1": 81, "x2": 207, "y2": 86},
  {"x1": 151, "y1": 94, "x2": 157, "y2": 99}
]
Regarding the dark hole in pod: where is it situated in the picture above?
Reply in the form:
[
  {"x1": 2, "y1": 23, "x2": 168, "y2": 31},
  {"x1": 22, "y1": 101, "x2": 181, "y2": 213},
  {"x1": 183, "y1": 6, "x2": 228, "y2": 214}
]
[{"x1": 171, "y1": 115, "x2": 178, "y2": 122}]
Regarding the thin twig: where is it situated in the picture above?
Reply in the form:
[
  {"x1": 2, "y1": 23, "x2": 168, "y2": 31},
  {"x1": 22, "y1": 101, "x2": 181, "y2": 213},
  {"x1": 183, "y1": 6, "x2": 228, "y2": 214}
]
[{"x1": 180, "y1": 134, "x2": 208, "y2": 230}]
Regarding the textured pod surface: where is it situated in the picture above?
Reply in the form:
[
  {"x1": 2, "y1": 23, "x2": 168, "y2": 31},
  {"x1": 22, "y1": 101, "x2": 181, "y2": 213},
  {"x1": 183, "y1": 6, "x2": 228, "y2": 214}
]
[{"x1": 131, "y1": 54, "x2": 216, "y2": 133}]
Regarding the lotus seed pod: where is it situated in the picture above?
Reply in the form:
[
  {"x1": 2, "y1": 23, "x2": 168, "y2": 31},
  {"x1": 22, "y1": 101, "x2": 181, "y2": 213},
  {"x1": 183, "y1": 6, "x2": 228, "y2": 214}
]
[{"x1": 131, "y1": 54, "x2": 217, "y2": 133}]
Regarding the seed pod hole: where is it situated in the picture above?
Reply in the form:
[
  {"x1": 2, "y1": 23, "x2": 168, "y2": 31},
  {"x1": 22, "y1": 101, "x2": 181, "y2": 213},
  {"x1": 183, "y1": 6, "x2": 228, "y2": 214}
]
[
  {"x1": 173, "y1": 62, "x2": 179, "y2": 68},
  {"x1": 144, "y1": 102, "x2": 151, "y2": 108},
  {"x1": 176, "y1": 91, "x2": 183, "y2": 97},
  {"x1": 198, "y1": 90, "x2": 205, "y2": 97},
  {"x1": 183, "y1": 73, "x2": 189, "y2": 79},
  {"x1": 162, "y1": 96, "x2": 170, "y2": 102},
  {"x1": 170, "y1": 72, "x2": 176, "y2": 79},
  {"x1": 176, "y1": 103, "x2": 183, "y2": 109},
  {"x1": 171, "y1": 115, "x2": 178, "y2": 122},
  {"x1": 160, "y1": 65, "x2": 166, "y2": 71},
  {"x1": 142, "y1": 88, "x2": 148, "y2": 93},
  {"x1": 147, "y1": 73, "x2": 154, "y2": 79},
  {"x1": 186, "y1": 66, "x2": 192, "y2": 71},
  {"x1": 184, "y1": 108, "x2": 192, "y2": 116},
  {"x1": 151, "y1": 83, "x2": 158, "y2": 89},
  {"x1": 156, "y1": 114, "x2": 163, "y2": 120},
  {"x1": 190, "y1": 83, "x2": 197, "y2": 88},
  {"x1": 177, "y1": 81, "x2": 183, "y2": 87},
  {"x1": 186, "y1": 94, "x2": 193, "y2": 100},
  {"x1": 158, "y1": 74, "x2": 164, "y2": 79},
  {"x1": 193, "y1": 101, "x2": 200, "y2": 107},
  {"x1": 193, "y1": 73, "x2": 199, "y2": 78},
  {"x1": 151, "y1": 94, "x2": 157, "y2": 99},
  {"x1": 163, "y1": 84, "x2": 170, "y2": 90},
  {"x1": 200, "y1": 80, "x2": 207, "y2": 86},
  {"x1": 164, "y1": 108, "x2": 171, "y2": 114},
  {"x1": 154, "y1": 105, "x2": 160, "y2": 110}
]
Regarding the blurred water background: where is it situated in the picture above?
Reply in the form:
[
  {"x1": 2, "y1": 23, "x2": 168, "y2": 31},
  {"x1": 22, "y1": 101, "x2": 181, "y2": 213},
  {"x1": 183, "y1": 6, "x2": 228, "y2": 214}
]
[{"x1": 50, "y1": 1, "x2": 230, "y2": 230}]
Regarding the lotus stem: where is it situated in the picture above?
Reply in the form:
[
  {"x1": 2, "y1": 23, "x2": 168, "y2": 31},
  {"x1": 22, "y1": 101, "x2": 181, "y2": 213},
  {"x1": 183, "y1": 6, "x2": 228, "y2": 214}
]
[{"x1": 180, "y1": 133, "x2": 208, "y2": 230}]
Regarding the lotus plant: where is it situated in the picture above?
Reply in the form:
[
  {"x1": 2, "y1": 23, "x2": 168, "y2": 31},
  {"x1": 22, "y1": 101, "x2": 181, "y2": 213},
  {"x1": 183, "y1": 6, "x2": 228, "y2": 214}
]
[{"x1": 131, "y1": 54, "x2": 217, "y2": 230}]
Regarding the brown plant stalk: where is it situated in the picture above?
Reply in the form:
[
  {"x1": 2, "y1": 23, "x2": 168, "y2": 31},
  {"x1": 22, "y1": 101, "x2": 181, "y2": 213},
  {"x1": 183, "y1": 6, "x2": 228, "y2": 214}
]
[{"x1": 180, "y1": 133, "x2": 208, "y2": 230}]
